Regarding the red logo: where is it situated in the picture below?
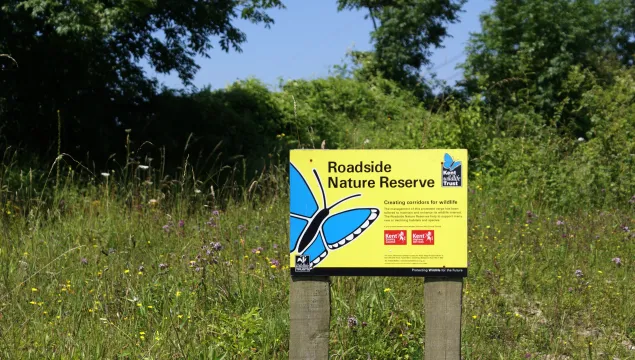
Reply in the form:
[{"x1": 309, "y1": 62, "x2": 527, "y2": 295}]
[
  {"x1": 384, "y1": 230, "x2": 407, "y2": 245},
  {"x1": 412, "y1": 230, "x2": 434, "y2": 245}
]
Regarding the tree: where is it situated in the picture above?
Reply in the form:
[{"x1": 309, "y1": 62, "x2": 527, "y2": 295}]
[
  {"x1": 460, "y1": 0, "x2": 635, "y2": 136},
  {"x1": 0, "y1": 0, "x2": 284, "y2": 160},
  {"x1": 336, "y1": 0, "x2": 466, "y2": 100}
]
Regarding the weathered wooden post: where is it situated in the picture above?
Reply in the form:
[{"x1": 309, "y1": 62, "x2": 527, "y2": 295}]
[
  {"x1": 289, "y1": 276, "x2": 330, "y2": 359},
  {"x1": 424, "y1": 277, "x2": 463, "y2": 359},
  {"x1": 288, "y1": 149, "x2": 468, "y2": 359}
]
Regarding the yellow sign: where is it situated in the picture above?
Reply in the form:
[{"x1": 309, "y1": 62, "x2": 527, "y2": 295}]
[{"x1": 289, "y1": 149, "x2": 467, "y2": 277}]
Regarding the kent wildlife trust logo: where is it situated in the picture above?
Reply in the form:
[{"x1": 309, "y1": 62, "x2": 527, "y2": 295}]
[
  {"x1": 412, "y1": 230, "x2": 434, "y2": 245},
  {"x1": 384, "y1": 230, "x2": 407, "y2": 245},
  {"x1": 442, "y1": 153, "x2": 462, "y2": 187}
]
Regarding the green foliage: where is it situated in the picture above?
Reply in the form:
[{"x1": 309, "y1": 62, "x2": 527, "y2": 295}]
[
  {"x1": 0, "y1": 0, "x2": 284, "y2": 162},
  {"x1": 337, "y1": 0, "x2": 466, "y2": 100},
  {"x1": 274, "y1": 75, "x2": 429, "y2": 150},
  {"x1": 461, "y1": 0, "x2": 635, "y2": 136}
]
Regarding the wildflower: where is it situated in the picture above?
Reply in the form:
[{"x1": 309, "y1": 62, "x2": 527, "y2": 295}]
[
  {"x1": 525, "y1": 353, "x2": 532, "y2": 359},
  {"x1": 138, "y1": 265, "x2": 144, "y2": 272},
  {"x1": 347, "y1": 315, "x2": 358, "y2": 327},
  {"x1": 212, "y1": 210, "x2": 220, "y2": 216},
  {"x1": 147, "y1": 306, "x2": 153, "y2": 309},
  {"x1": 575, "y1": 269, "x2": 584, "y2": 278},
  {"x1": 138, "y1": 165, "x2": 149, "y2": 170},
  {"x1": 472, "y1": 315, "x2": 477, "y2": 319},
  {"x1": 270, "y1": 259, "x2": 280, "y2": 267},
  {"x1": 362, "y1": 321, "x2": 368, "y2": 327},
  {"x1": 159, "y1": 263, "x2": 168, "y2": 270},
  {"x1": 148, "y1": 199, "x2": 158, "y2": 206},
  {"x1": 620, "y1": 225, "x2": 630, "y2": 232},
  {"x1": 273, "y1": 244, "x2": 278, "y2": 249},
  {"x1": 80, "y1": 258, "x2": 88, "y2": 265},
  {"x1": 384, "y1": 288, "x2": 391, "y2": 293},
  {"x1": 162, "y1": 225, "x2": 170, "y2": 232},
  {"x1": 178, "y1": 220, "x2": 184, "y2": 228},
  {"x1": 611, "y1": 257, "x2": 622, "y2": 266},
  {"x1": 108, "y1": 248, "x2": 116, "y2": 254},
  {"x1": 211, "y1": 242, "x2": 222, "y2": 251},
  {"x1": 124, "y1": 269, "x2": 130, "y2": 274},
  {"x1": 629, "y1": 195, "x2": 635, "y2": 204},
  {"x1": 206, "y1": 218, "x2": 217, "y2": 227},
  {"x1": 194, "y1": 189, "x2": 201, "y2": 194},
  {"x1": 101, "y1": 173, "x2": 110, "y2": 178},
  {"x1": 176, "y1": 291, "x2": 182, "y2": 297},
  {"x1": 31, "y1": 288, "x2": 37, "y2": 292},
  {"x1": 556, "y1": 220, "x2": 564, "y2": 226}
]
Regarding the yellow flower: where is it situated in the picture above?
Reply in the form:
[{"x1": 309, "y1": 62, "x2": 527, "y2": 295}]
[
  {"x1": 177, "y1": 314, "x2": 183, "y2": 319},
  {"x1": 383, "y1": 288, "x2": 391, "y2": 293},
  {"x1": 270, "y1": 265, "x2": 277, "y2": 269},
  {"x1": 136, "y1": 303, "x2": 142, "y2": 307},
  {"x1": 147, "y1": 306, "x2": 153, "y2": 309},
  {"x1": 140, "y1": 336, "x2": 145, "y2": 340},
  {"x1": 124, "y1": 269, "x2": 130, "y2": 274},
  {"x1": 139, "y1": 331, "x2": 145, "y2": 335},
  {"x1": 176, "y1": 291, "x2": 182, "y2": 297},
  {"x1": 472, "y1": 315, "x2": 477, "y2": 319}
]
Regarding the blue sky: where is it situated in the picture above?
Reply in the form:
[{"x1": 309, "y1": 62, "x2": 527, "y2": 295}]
[{"x1": 144, "y1": 0, "x2": 493, "y2": 90}]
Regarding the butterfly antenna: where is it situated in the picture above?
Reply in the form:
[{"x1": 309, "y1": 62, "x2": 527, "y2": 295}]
[
  {"x1": 312, "y1": 169, "x2": 327, "y2": 208},
  {"x1": 328, "y1": 193, "x2": 361, "y2": 210}
]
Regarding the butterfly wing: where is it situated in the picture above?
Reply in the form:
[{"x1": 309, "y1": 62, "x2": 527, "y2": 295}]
[
  {"x1": 290, "y1": 216, "x2": 309, "y2": 252},
  {"x1": 449, "y1": 160, "x2": 461, "y2": 171},
  {"x1": 289, "y1": 162, "x2": 319, "y2": 252},
  {"x1": 443, "y1": 153, "x2": 454, "y2": 170},
  {"x1": 290, "y1": 162, "x2": 319, "y2": 218},
  {"x1": 302, "y1": 232, "x2": 329, "y2": 268},
  {"x1": 322, "y1": 208, "x2": 380, "y2": 250}
]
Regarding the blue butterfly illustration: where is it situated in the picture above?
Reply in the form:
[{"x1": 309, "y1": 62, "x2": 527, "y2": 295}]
[
  {"x1": 443, "y1": 153, "x2": 462, "y2": 171},
  {"x1": 290, "y1": 162, "x2": 380, "y2": 269}
]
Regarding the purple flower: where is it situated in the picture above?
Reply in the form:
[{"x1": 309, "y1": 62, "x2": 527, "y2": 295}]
[
  {"x1": 347, "y1": 315, "x2": 358, "y2": 327},
  {"x1": 195, "y1": 267, "x2": 202, "y2": 272},
  {"x1": 178, "y1": 220, "x2": 184, "y2": 228},
  {"x1": 273, "y1": 244, "x2": 278, "y2": 249},
  {"x1": 238, "y1": 224, "x2": 245, "y2": 232},
  {"x1": 206, "y1": 218, "x2": 217, "y2": 227},
  {"x1": 159, "y1": 263, "x2": 168, "y2": 270},
  {"x1": 251, "y1": 246, "x2": 264, "y2": 254},
  {"x1": 526, "y1": 210, "x2": 534, "y2": 218},
  {"x1": 524, "y1": 353, "x2": 532, "y2": 359},
  {"x1": 556, "y1": 220, "x2": 565, "y2": 226},
  {"x1": 212, "y1": 210, "x2": 220, "y2": 216},
  {"x1": 270, "y1": 259, "x2": 280, "y2": 267},
  {"x1": 575, "y1": 269, "x2": 584, "y2": 278},
  {"x1": 211, "y1": 242, "x2": 222, "y2": 251},
  {"x1": 620, "y1": 225, "x2": 630, "y2": 232},
  {"x1": 629, "y1": 195, "x2": 635, "y2": 204},
  {"x1": 162, "y1": 224, "x2": 170, "y2": 232},
  {"x1": 80, "y1": 258, "x2": 88, "y2": 265},
  {"x1": 612, "y1": 257, "x2": 622, "y2": 266}
]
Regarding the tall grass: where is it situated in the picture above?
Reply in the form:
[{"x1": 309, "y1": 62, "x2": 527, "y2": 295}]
[{"x1": 0, "y1": 143, "x2": 633, "y2": 359}]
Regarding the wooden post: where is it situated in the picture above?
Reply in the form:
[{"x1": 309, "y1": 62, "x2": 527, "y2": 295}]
[
  {"x1": 289, "y1": 276, "x2": 330, "y2": 359},
  {"x1": 424, "y1": 277, "x2": 463, "y2": 359}
]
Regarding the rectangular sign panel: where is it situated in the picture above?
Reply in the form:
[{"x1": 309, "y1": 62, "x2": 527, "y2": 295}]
[{"x1": 289, "y1": 149, "x2": 468, "y2": 277}]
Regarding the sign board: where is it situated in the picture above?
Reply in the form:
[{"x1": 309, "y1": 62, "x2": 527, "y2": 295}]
[{"x1": 289, "y1": 149, "x2": 468, "y2": 277}]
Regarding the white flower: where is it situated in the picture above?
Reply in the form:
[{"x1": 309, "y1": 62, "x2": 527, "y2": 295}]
[
  {"x1": 101, "y1": 173, "x2": 110, "y2": 178},
  {"x1": 194, "y1": 189, "x2": 201, "y2": 194},
  {"x1": 138, "y1": 165, "x2": 149, "y2": 170},
  {"x1": 577, "y1": 137, "x2": 585, "y2": 142}
]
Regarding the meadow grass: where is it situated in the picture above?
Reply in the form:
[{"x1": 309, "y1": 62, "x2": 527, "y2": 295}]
[{"x1": 0, "y1": 155, "x2": 633, "y2": 359}]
